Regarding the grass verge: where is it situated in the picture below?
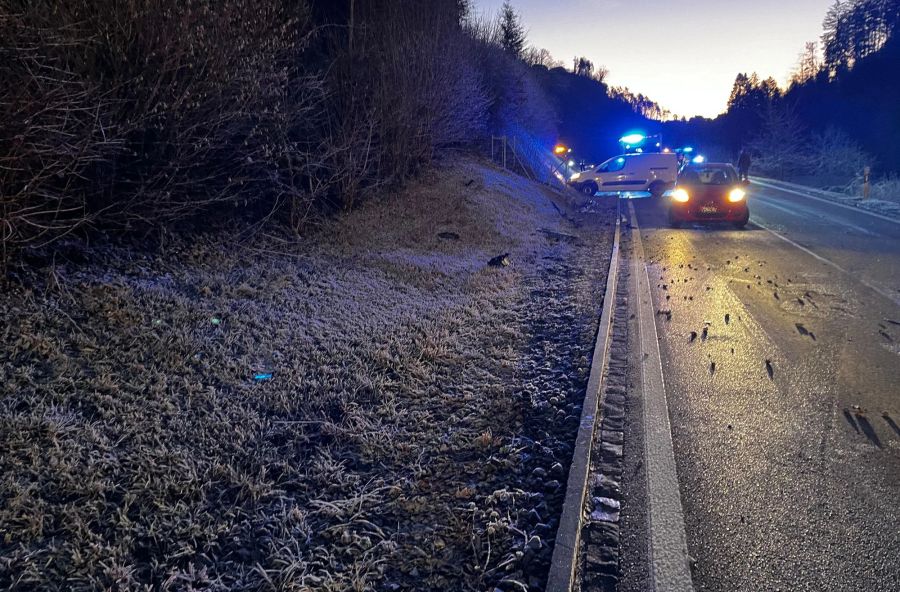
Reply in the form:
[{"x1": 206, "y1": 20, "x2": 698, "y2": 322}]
[{"x1": 1, "y1": 158, "x2": 616, "y2": 591}]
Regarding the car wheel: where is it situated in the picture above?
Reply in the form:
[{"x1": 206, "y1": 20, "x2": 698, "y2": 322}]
[
  {"x1": 668, "y1": 210, "x2": 682, "y2": 228},
  {"x1": 650, "y1": 181, "x2": 667, "y2": 198},
  {"x1": 581, "y1": 182, "x2": 598, "y2": 196},
  {"x1": 733, "y1": 209, "x2": 750, "y2": 229}
]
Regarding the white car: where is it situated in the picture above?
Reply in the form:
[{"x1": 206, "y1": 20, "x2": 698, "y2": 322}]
[{"x1": 569, "y1": 152, "x2": 678, "y2": 197}]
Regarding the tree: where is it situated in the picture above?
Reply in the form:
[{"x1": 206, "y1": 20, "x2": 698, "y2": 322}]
[
  {"x1": 499, "y1": 1, "x2": 526, "y2": 58},
  {"x1": 822, "y1": 0, "x2": 850, "y2": 72},
  {"x1": 748, "y1": 104, "x2": 811, "y2": 177},
  {"x1": 523, "y1": 46, "x2": 563, "y2": 69},
  {"x1": 610, "y1": 87, "x2": 671, "y2": 121},
  {"x1": 791, "y1": 41, "x2": 821, "y2": 85},
  {"x1": 574, "y1": 56, "x2": 594, "y2": 77},
  {"x1": 822, "y1": 0, "x2": 900, "y2": 74},
  {"x1": 727, "y1": 73, "x2": 749, "y2": 109}
]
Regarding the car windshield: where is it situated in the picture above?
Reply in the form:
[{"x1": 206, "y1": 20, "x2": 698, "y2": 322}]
[{"x1": 679, "y1": 166, "x2": 737, "y2": 185}]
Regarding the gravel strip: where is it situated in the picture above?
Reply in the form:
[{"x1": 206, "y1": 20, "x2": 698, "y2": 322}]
[{"x1": 579, "y1": 204, "x2": 633, "y2": 592}]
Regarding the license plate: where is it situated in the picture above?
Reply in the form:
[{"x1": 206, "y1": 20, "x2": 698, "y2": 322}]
[{"x1": 700, "y1": 206, "x2": 718, "y2": 213}]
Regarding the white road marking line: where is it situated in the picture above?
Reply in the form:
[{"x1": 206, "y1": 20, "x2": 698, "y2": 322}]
[
  {"x1": 754, "y1": 220, "x2": 900, "y2": 308},
  {"x1": 753, "y1": 194, "x2": 879, "y2": 237},
  {"x1": 629, "y1": 201, "x2": 694, "y2": 592},
  {"x1": 751, "y1": 178, "x2": 900, "y2": 226}
]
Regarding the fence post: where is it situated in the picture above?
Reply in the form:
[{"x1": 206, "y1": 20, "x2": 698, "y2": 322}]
[
  {"x1": 502, "y1": 136, "x2": 507, "y2": 170},
  {"x1": 863, "y1": 166, "x2": 871, "y2": 200}
]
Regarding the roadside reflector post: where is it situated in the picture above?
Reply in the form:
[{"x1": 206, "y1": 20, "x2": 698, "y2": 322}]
[
  {"x1": 503, "y1": 136, "x2": 507, "y2": 170},
  {"x1": 863, "y1": 166, "x2": 871, "y2": 200}
]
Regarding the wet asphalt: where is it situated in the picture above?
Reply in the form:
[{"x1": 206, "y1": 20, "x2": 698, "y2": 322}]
[{"x1": 629, "y1": 184, "x2": 900, "y2": 591}]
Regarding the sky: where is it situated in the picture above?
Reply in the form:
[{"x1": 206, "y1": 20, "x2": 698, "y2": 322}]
[{"x1": 473, "y1": 0, "x2": 835, "y2": 118}]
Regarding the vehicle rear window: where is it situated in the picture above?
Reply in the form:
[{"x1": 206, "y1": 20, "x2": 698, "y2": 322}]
[{"x1": 679, "y1": 166, "x2": 736, "y2": 185}]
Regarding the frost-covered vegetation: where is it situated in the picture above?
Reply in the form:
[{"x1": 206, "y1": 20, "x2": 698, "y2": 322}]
[
  {"x1": 0, "y1": 159, "x2": 616, "y2": 590},
  {"x1": 0, "y1": 0, "x2": 574, "y2": 268}
]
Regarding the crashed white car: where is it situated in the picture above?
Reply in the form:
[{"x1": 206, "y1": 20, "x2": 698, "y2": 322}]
[{"x1": 569, "y1": 152, "x2": 678, "y2": 197}]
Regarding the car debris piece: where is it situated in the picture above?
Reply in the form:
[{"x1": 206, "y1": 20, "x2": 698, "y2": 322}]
[{"x1": 488, "y1": 253, "x2": 511, "y2": 267}]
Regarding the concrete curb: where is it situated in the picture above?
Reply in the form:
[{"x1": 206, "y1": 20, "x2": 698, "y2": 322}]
[{"x1": 546, "y1": 201, "x2": 623, "y2": 592}]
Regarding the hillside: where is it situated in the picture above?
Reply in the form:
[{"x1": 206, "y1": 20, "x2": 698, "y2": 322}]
[{"x1": 1, "y1": 159, "x2": 617, "y2": 591}]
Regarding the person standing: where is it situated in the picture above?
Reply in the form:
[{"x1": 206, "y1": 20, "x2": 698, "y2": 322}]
[{"x1": 738, "y1": 149, "x2": 752, "y2": 182}]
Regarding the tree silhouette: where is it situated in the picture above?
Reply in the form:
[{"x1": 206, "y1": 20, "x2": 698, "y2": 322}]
[
  {"x1": 791, "y1": 41, "x2": 822, "y2": 85},
  {"x1": 500, "y1": 1, "x2": 526, "y2": 58},
  {"x1": 823, "y1": 0, "x2": 900, "y2": 74},
  {"x1": 574, "y1": 56, "x2": 594, "y2": 77}
]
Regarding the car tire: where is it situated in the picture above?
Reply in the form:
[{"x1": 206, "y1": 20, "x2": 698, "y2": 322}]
[
  {"x1": 733, "y1": 208, "x2": 750, "y2": 229},
  {"x1": 581, "y1": 182, "x2": 598, "y2": 196},
  {"x1": 668, "y1": 210, "x2": 682, "y2": 228}
]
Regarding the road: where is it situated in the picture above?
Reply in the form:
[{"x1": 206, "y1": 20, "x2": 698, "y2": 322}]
[{"x1": 629, "y1": 182, "x2": 900, "y2": 591}]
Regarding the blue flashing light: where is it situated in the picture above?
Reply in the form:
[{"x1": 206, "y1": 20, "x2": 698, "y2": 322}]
[
  {"x1": 692, "y1": 155, "x2": 705, "y2": 163},
  {"x1": 683, "y1": 146, "x2": 694, "y2": 153},
  {"x1": 620, "y1": 133, "x2": 645, "y2": 145},
  {"x1": 616, "y1": 157, "x2": 625, "y2": 164},
  {"x1": 635, "y1": 148, "x2": 644, "y2": 153}
]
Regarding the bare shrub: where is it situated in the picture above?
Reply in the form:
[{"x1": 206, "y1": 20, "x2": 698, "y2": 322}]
[
  {"x1": 1, "y1": 0, "x2": 323, "y2": 264},
  {"x1": 317, "y1": 1, "x2": 489, "y2": 210},
  {"x1": 1, "y1": 0, "x2": 552, "y2": 268},
  {"x1": 847, "y1": 174, "x2": 900, "y2": 203},
  {"x1": 748, "y1": 104, "x2": 813, "y2": 177},
  {"x1": 868, "y1": 176, "x2": 900, "y2": 203},
  {"x1": 466, "y1": 17, "x2": 556, "y2": 141},
  {"x1": 809, "y1": 127, "x2": 873, "y2": 180}
]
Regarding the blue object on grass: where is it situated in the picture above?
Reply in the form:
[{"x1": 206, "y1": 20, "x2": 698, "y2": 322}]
[{"x1": 253, "y1": 372, "x2": 273, "y2": 381}]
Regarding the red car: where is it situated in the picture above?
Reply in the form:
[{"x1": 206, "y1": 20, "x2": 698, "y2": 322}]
[{"x1": 668, "y1": 163, "x2": 750, "y2": 229}]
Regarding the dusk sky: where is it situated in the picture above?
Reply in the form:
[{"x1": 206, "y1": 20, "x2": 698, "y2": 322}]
[{"x1": 473, "y1": 0, "x2": 835, "y2": 118}]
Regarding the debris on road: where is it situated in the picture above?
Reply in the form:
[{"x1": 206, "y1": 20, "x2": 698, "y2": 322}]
[
  {"x1": 488, "y1": 253, "x2": 511, "y2": 267},
  {"x1": 765, "y1": 359, "x2": 774, "y2": 380},
  {"x1": 795, "y1": 323, "x2": 816, "y2": 340}
]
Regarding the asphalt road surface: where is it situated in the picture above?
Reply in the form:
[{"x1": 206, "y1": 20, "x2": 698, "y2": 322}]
[{"x1": 630, "y1": 182, "x2": 900, "y2": 591}]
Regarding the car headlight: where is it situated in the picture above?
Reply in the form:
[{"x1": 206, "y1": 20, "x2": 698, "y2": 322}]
[
  {"x1": 570, "y1": 172, "x2": 581, "y2": 181},
  {"x1": 728, "y1": 188, "x2": 746, "y2": 202},
  {"x1": 672, "y1": 188, "x2": 690, "y2": 203}
]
